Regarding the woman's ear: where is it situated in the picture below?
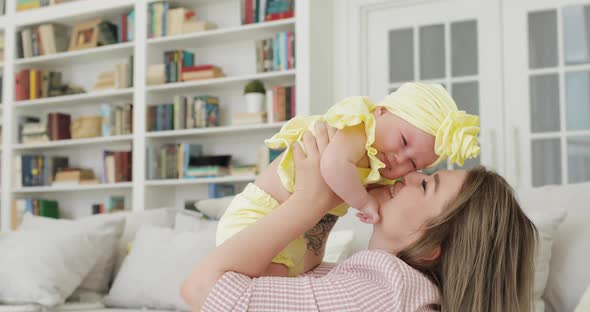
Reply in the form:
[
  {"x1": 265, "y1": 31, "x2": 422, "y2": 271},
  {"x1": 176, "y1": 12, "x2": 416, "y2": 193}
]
[{"x1": 420, "y1": 245, "x2": 441, "y2": 262}]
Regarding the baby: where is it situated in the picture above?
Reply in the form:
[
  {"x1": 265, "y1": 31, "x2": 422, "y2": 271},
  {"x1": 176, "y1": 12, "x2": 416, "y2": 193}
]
[{"x1": 216, "y1": 82, "x2": 480, "y2": 277}]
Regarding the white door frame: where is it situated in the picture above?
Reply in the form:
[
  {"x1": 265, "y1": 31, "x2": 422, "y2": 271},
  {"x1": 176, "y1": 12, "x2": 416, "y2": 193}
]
[{"x1": 334, "y1": 0, "x2": 438, "y2": 98}]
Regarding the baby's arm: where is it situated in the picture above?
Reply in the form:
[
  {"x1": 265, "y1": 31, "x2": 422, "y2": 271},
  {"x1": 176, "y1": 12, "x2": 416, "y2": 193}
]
[{"x1": 320, "y1": 124, "x2": 379, "y2": 223}]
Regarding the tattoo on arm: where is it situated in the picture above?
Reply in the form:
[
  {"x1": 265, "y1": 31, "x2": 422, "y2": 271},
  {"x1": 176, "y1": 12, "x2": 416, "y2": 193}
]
[{"x1": 305, "y1": 214, "x2": 338, "y2": 256}]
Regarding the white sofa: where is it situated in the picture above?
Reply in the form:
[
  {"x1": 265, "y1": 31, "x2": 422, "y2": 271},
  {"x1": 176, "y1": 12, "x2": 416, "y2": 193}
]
[{"x1": 1, "y1": 181, "x2": 589, "y2": 312}]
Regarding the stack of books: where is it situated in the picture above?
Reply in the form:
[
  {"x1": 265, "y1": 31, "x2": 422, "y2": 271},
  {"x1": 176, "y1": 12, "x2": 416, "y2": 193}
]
[
  {"x1": 14, "y1": 155, "x2": 69, "y2": 187},
  {"x1": 181, "y1": 64, "x2": 224, "y2": 82},
  {"x1": 92, "y1": 196, "x2": 125, "y2": 214},
  {"x1": 147, "y1": 143, "x2": 203, "y2": 180},
  {"x1": 267, "y1": 85, "x2": 296, "y2": 122},
  {"x1": 164, "y1": 50, "x2": 194, "y2": 83},
  {"x1": 12, "y1": 198, "x2": 59, "y2": 230},
  {"x1": 116, "y1": 10, "x2": 135, "y2": 43},
  {"x1": 101, "y1": 103, "x2": 133, "y2": 136},
  {"x1": 93, "y1": 57, "x2": 134, "y2": 90},
  {"x1": 230, "y1": 165, "x2": 258, "y2": 176},
  {"x1": 102, "y1": 150, "x2": 132, "y2": 183},
  {"x1": 18, "y1": 24, "x2": 68, "y2": 57},
  {"x1": 0, "y1": 32, "x2": 5, "y2": 65},
  {"x1": 243, "y1": 0, "x2": 295, "y2": 24},
  {"x1": 208, "y1": 184, "x2": 235, "y2": 198},
  {"x1": 21, "y1": 122, "x2": 49, "y2": 144},
  {"x1": 16, "y1": 0, "x2": 64, "y2": 12},
  {"x1": 15, "y1": 69, "x2": 85, "y2": 101},
  {"x1": 147, "y1": 95, "x2": 220, "y2": 131},
  {"x1": 255, "y1": 31, "x2": 295, "y2": 72},
  {"x1": 53, "y1": 168, "x2": 98, "y2": 186},
  {"x1": 148, "y1": 2, "x2": 217, "y2": 38},
  {"x1": 232, "y1": 112, "x2": 267, "y2": 125}
]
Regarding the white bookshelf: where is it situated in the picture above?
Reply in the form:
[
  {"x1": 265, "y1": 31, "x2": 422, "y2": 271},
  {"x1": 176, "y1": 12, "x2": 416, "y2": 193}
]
[
  {"x1": 14, "y1": 42, "x2": 134, "y2": 67},
  {"x1": 13, "y1": 88, "x2": 134, "y2": 109},
  {"x1": 0, "y1": 0, "x2": 334, "y2": 231},
  {"x1": 147, "y1": 18, "x2": 296, "y2": 48},
  {"x1": 12, "y1": 182, "x2": 133, "y2": 194},
  {"x1": 13, "y1": 134, "x2": 134, "y2": 150},
  {"x1": 146, "y1": 70, "x2": 296, "y2": 92},
  {"x1": 145, "y1": 122, "x2": 286, "y2": 139},
  {"x1": 145, "y1": 176, "x2": 256, "y2": 187}
]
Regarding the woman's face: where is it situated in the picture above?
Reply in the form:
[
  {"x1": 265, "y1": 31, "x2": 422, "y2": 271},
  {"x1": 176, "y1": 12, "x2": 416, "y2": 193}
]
[{"x1": 368, "y1": 170, "x2": 467, "y2": 254}]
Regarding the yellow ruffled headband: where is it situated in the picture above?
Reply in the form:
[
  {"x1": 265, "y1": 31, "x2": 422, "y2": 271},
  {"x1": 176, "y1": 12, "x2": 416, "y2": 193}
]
[{"x1": 376, "y1": 82, "x2": 480, "y2": 167}]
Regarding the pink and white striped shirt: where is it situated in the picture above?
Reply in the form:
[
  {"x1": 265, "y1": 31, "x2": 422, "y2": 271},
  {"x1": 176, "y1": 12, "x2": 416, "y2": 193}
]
[{"x1": 203, "y1": 250, "x2": 440, "y2": 311}]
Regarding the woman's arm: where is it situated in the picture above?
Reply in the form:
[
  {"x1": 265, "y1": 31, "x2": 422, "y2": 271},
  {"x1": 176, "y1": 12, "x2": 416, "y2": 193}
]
[
  {"x1": 320, "y1": 124, "x2": 371, "y2": 209},
  {"x1": 181, "y1": 124, "x2": 342, "y2": 310}
]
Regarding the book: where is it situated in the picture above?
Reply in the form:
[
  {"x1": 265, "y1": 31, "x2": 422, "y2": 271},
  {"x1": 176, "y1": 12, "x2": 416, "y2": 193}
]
[
  {"x1": 47, "y1": 112, "x2": 71, "y2": 140},
  {"x1": 167, "y1": 8, "x2": 194, "y2": 36},
  {"x1": 37, "y1": 24, "x2": 68, "y2": 55},
  {"x1": 107, "y1": 196, "x2": 125, "y2": 212},
  {"x1": 185, "y1": 166, "x2": 229, "y2": 178},
  {"x1": 53, "y1": 168, "x2": 95, "y2": 184},
  {"x1": 232, "y1": 112, "x2": 267, "y2": 125},
  {"x1": 147, "y1": 64, "x2": 166, "y2": 85},
  {"x1": 38, "y1": 199, "x2": 59, "y2": 218},
  {"x1": 208, "y1": 184, "x2": 235, "y2": 198},
  {"x1": 230, "y1": 165, "x2": 258, "y2": 176},
  {"x1": 181, "y1": 67, "x2": 224, "y2": 81},
  {"x1": 182, "y1": 21, "x2": 217, "y2": 34}
]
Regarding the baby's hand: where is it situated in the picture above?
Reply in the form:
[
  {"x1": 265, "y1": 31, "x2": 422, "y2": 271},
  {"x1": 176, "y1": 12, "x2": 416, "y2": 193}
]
[{"x1": 356, "y1": 195, "x2": 380, "y2": 224}]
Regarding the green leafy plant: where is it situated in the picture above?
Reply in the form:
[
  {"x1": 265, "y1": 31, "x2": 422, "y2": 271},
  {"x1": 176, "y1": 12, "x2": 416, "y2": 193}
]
[{"x1": 244, "y1": 80, "x2": 266, "y2": 94}]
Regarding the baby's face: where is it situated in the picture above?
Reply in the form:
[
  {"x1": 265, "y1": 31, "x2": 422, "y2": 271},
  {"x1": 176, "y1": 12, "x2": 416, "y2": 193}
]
[{"x1": 372, "y1": 107, "x2": 438, "y2": 180}]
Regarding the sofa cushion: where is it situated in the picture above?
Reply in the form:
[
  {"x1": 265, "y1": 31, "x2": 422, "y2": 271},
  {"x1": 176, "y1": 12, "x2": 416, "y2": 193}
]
[
  {"x1": 19, "y1": 214, "x2": 125, "y2": 294},
  {"x1": 113, "y1": 208, "x2": 176, "y2": 277},
  {"x1": 0, "y1": 229, "x2": 101, "y2": 306},
  {"x1": 194, "y1": 196, "x2": 234, "y2": 220},
  {"x1": 105, "y1": 224, "x2": 215, "y2": 311}
]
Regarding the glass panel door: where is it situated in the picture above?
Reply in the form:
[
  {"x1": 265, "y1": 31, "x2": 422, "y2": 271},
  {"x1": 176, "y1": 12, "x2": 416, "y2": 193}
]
[{"x1": 504, "y1": 0, "x2": 590, "y2": 188}]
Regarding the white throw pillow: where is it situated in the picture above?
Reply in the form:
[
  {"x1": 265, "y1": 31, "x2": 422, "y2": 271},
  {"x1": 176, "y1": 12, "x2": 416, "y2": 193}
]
[
  {"x1": 324, "y1": 230, "x2": 355, "y2": 263},
  {"x1": 19, "y1": 214, "x2": 125, "y2": 294},
  {"x1": 194, "y1": 196, "x2": 234, "y2": 220},
  {"x1": 174, "y1": 210, "x2": 219, "y2": 237},
  {"x1": 0, "y1": 230, "x2": 101, "y2": 306},
  {"x1": 105, "y1": 225, "x2": 215, "y2": 311},
  {"x1": 536, "y1": 182, "x2": 590, "y2": 312},
  {"x1": 113, "y1": 208, "x2": 176, "y2": 276},
  {"x1": 575, "y1": 285, "x2": 590, "y2": 312},
  {"x1": 518, "y1": 187, "x2": 568, "y2": 312}
]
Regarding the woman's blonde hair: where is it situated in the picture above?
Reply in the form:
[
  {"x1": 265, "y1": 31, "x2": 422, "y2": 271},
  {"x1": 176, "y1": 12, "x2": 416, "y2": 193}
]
[{"x1": 397, "y1": 166, "x2": 537, "y2": 312}]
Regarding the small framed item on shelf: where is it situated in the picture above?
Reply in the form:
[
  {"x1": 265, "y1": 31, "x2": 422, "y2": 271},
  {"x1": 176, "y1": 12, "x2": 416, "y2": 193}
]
[{"x1": 69, "y1": 19, "x2": 102, "y2": 51}]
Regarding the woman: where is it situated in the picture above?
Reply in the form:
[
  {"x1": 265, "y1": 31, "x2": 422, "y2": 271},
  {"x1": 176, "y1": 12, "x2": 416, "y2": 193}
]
[{"x1": 181, "y1": 123, "x2": 537, "y2": 311}]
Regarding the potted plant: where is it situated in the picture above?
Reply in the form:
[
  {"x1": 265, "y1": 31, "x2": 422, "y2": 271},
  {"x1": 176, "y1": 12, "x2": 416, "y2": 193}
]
[{"x1": 244, "y1": 80, "x2": 266, "y2": 113}]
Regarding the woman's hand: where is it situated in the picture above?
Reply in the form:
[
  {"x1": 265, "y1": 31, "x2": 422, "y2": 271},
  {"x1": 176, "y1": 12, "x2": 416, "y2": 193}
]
[{"x1": 292, "y1": 123, "x2": 342, "y2": 211}]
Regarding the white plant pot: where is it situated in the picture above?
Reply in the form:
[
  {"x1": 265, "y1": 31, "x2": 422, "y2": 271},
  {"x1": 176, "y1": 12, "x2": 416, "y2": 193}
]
[{"x1": 245, "y1": 93, "x2": 265, "y2": 113}]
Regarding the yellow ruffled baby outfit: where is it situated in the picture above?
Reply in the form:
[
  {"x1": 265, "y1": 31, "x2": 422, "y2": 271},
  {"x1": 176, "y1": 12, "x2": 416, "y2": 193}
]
[{"x1": 216, "y1": 82, "x2": 480, "y2": 277}]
